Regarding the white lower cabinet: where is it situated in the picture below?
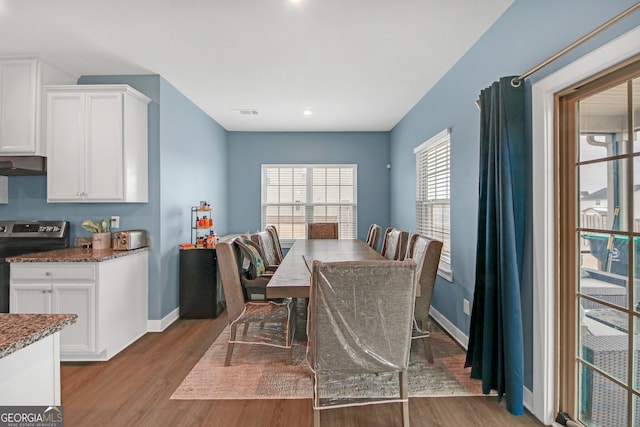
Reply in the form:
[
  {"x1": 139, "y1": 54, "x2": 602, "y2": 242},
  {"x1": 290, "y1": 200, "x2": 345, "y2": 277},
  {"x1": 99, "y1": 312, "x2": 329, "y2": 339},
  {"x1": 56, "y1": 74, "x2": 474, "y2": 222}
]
[
  {"x1": 9, "y1": 251, "x2": 148, "y2": 361},
  {"x1": 11, "y1": 281, "x2": 95, "y2": 354}
]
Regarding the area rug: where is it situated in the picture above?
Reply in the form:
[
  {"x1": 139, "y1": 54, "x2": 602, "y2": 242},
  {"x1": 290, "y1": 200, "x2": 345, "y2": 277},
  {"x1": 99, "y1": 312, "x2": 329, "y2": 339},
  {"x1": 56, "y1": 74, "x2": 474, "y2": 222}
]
[{"x1": 171, "y1": 323, "x2": 485, "y2": 400}]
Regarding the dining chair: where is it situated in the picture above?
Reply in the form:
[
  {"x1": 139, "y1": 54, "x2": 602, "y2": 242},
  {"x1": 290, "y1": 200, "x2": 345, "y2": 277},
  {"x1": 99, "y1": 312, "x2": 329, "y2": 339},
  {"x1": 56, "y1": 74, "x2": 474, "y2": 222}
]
[
  {"x1": 250, "y1": 230, "x2": 281, "y2": 268},
  {"x1": 307, "y1": 222, "x2": 339, "y2": 239},
  {"x1": 380, "y1": 227, "x2": 409, "y2": 260},
  {"x1": 216, "y1": 241, "x2": 295, "y2": 366},
  {"x1": 307, "y1": 259, "x2": 417, "y2": 427},
  {"x1": 404, "y1": 233, "x2": 443, "y2": 363},
  {"x1": 265, "y1": 225, "x2": 285, "y2": 264},
  {"x1": 365, "y1": 223, "x2": 382, "y2": 251},
  {"x1": 233, "y1": 236, "x2": 276, "y2": 301}
]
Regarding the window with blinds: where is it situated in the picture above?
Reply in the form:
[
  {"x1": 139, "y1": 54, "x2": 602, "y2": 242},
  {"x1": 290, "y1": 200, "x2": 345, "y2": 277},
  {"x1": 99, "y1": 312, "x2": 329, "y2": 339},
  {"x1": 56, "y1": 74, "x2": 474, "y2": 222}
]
[
  {"x1": 261, "y1": 165, "x2": 357, "y2": 242},
  {"x1": 414, "y1": 129, "x2": 452, "y2": 280}
]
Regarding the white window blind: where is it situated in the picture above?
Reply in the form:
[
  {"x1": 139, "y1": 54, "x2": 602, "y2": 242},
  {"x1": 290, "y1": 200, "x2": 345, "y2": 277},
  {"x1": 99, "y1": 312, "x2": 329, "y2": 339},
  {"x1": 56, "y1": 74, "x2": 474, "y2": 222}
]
[
  {"x1": 261, "y1": 165, "x2": 357, "y2": 242},
  {"x1": 414, "y1": 129, "x2": 452, "y2": 280}
]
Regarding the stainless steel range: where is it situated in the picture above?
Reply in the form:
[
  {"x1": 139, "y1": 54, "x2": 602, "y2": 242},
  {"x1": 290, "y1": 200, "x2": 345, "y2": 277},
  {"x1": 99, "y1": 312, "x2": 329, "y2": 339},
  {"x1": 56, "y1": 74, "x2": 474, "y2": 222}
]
[{"x1": 0, "y1": 220, "x2": 70, "y2": 312}]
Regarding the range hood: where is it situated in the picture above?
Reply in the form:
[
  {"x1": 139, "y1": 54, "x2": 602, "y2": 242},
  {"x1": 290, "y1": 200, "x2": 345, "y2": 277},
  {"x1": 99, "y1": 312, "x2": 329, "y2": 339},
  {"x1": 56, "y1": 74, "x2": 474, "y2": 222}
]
[{"x1": 0, "y1": 156, "x2": 47, "y2": 176}]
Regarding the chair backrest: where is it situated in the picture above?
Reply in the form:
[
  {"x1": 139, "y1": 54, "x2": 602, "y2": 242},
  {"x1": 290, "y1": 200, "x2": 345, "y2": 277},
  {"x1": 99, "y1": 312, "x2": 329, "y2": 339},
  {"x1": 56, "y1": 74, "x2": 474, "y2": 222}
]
[
  {"x1": 250, "y1": 231, "x2": 280, "y2": 267},
  {"x1": 380, "y1": 227, "x2": 409, "y2": 260},
  {"x1": 307, "y1": 222, "x2": 338, "y2": 239},
  {"x1": 307, "y1": 259, "x2": 417, "y2": 373},
  {"x1": 265, "y1": 225, "x2": 284, "y2": 264},
  {"x1": 405, "y1": 234, "x2": 443, "y2": 317},
  {"x1": 235, "y1": 236, "x2": 271, "y2": 276},
  {"x1": 365, "y1": 223, "x2": 382, "y2": 251},
  {"x1": 215, "y1": 241, "x2": 247, "y2": 322}
]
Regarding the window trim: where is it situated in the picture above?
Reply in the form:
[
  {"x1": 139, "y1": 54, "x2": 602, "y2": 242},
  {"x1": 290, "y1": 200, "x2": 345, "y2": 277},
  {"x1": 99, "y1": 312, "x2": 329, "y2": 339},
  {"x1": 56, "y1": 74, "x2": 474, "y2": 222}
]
[
  {"x1": 414, "y1": 128, "x2": 453, "y2": 282},
  {"x1": 261, "y1": 164, "x2": 358, "y2": 243}
]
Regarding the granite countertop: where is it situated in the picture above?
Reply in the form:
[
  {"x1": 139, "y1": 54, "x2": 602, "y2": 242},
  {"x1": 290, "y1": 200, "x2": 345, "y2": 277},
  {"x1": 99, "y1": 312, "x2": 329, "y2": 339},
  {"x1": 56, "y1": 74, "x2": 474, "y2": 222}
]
[
  {"x1": 0, "y1": 313, "x2": 77, "y2": 359},
  {"x1": 7, "y1": 246, "x2": 149, "y2": 263}
]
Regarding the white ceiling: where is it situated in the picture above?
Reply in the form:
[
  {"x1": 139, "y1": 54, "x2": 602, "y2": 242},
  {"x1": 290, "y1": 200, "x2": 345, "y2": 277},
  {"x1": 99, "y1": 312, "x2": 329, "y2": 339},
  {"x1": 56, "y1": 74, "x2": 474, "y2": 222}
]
[{"x1": 0, "y1": 0, "x2": 513, "y2": 132}]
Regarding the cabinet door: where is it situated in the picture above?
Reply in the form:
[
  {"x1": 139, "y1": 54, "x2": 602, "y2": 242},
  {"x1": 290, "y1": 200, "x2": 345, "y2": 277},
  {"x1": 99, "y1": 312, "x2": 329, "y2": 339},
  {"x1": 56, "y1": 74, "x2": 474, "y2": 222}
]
[
  {"x1": 52, "y1": 283, "x2": 95, "y2": 353},
  {"x1": 0, "y1": 59, "x2": 37, "y2": 154},
  {"x1": 46, "y1": 92, "x2": 85, "y2": 200},
  {"x1": 10, "y1": 283, "x2": 50, "y2": 313},
  {"x1": 84, "y1": 92, "x2": 123, "y2": 200}
]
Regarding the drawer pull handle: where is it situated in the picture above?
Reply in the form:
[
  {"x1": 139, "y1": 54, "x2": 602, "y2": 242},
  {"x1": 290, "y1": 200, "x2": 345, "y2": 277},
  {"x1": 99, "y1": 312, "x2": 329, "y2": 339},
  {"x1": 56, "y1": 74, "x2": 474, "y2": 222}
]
[{"x1": 45, "y1": 272, "x2": 52, "y2": 277}]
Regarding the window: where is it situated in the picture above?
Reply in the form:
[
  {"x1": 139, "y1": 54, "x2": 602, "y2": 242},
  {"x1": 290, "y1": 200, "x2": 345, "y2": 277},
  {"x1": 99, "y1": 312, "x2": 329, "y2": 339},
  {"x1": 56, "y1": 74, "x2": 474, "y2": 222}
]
[
  {"x1": 414, "y1": 128, "x2": 452, "y2": 280},
  {"x1": 261, "y1": 165, "x2": 357, "y2": 242}
]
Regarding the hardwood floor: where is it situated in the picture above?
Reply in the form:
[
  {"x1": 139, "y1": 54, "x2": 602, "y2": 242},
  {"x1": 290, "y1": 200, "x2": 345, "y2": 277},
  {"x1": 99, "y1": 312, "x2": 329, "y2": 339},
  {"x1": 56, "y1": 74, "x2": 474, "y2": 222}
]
[{"x1": 60, "y1": 315, "x2": 545, "y2": 426}]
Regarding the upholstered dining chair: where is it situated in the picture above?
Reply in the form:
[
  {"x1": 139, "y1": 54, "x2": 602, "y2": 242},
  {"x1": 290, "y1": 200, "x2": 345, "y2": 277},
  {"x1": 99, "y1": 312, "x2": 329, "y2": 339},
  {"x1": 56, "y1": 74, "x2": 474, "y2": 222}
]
[
  {"x1": 365, "y1": 223, "x2": 382, "y2": 251},
  {"x1": 307, "y1": 259, "x2": 417, "y2": 427},
  {"x1": 307, "y1": 222, "x2": 338, "y2": 239},
  {"x1": 250, "y1": 230, "x2": 281, "y2": 268},
  {"x1": 404, "y1": 233, "x2": 443, "y2": 363},
  {"x1": 265, "y1": 225, "x2": 285, "y2": 264},
  {"x1": 380, "y1": 227, "x2": 409, "y2": 260},
  {"x1": 216, "y1": 241, "x2": 295, "y2": 366}
]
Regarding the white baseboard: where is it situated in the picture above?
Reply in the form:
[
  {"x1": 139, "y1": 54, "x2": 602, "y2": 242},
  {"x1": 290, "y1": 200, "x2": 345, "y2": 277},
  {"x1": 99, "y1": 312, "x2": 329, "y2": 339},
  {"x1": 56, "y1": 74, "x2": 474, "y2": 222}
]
[
  {"x1": 147, "y1": 307, "x2": 180, "y2": 332},
  {"x1": 430, "y1": 306, "x2": 468, "y2": 349},
  {"x1": 430, "y1": 307, "x2": 538, "y2": 420}
]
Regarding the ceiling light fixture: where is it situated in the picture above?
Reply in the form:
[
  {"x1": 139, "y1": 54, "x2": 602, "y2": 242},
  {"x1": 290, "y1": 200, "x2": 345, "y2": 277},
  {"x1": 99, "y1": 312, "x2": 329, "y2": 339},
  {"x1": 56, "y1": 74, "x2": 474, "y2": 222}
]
[
  {"x1": 303, "y1": 108, "x2": 313, "y2": 116},
  {"x1": 289, "y1": 0, "x2": 303, "y2": 4}
]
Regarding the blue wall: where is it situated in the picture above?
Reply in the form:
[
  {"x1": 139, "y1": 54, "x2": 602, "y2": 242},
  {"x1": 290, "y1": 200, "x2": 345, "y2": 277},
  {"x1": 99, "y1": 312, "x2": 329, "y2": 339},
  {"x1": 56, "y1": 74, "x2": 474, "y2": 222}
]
[
  {"x1": 0, "y1": 74, "x2": 228, "y2": 321},
  {"x1": 226, "y1": 132, "x2": 390, "y2": 240},
  {"x1": 390, "y1": 0, "x2": 640, "y2": 391},
  {"x1": 157, "y1": 78, "x2": 228, "y2": 320}
]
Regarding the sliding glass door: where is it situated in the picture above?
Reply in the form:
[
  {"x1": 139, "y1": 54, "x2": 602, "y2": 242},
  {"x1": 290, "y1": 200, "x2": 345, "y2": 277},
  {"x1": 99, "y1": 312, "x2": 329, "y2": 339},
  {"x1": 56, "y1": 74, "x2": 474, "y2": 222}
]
[{"x1": 558, "y1": 59, "x2": 640, "y2": 427}]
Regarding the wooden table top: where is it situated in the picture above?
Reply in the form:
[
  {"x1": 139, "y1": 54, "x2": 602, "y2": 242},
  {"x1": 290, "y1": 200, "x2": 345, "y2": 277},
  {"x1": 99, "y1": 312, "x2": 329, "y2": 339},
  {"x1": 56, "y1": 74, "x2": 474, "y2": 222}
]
[{"x1": 266, "y1": 239, "x2": 384, "y2": 298}]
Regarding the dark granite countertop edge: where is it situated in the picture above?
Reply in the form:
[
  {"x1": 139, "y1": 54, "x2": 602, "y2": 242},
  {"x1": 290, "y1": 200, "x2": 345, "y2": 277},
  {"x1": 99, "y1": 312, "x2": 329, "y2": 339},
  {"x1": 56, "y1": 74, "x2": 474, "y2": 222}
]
[
  {"x1": 7, "y1": 246, "x2": 149, "y2": 263},
  {"x1": 0, "y1": 314, "x2": 77, "y2": 359}
]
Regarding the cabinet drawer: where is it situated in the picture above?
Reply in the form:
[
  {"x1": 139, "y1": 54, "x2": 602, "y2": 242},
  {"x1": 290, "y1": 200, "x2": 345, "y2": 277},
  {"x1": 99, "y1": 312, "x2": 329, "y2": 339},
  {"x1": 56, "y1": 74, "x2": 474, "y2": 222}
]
[{"x1": 11, "y1": 264, "x2": 96, "y2": 281}]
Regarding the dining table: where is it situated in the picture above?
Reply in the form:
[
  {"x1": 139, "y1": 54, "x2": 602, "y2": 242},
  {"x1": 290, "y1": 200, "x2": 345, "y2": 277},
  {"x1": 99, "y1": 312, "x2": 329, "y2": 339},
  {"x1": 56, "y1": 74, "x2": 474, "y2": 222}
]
[{"x1": 266, "y1": 239, "x2": 384, "y2": 299}]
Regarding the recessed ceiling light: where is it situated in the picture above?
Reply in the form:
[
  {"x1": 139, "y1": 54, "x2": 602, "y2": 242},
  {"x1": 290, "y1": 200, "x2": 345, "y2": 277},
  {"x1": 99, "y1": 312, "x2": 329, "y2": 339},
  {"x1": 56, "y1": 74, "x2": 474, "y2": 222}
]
[
  {"x1": 303, "y1": 109, "x2": 313, "y2": 116},
  {"x1": 289, "y1": 0, "x2": 303, "y2": 4}
]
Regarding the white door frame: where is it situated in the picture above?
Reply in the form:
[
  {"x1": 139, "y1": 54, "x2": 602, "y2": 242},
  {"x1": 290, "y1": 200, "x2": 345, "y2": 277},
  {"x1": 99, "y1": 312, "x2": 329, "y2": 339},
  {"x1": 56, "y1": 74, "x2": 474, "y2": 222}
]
[{"x1": 531, "y1": 26, "x2": 640, "y2": 425}]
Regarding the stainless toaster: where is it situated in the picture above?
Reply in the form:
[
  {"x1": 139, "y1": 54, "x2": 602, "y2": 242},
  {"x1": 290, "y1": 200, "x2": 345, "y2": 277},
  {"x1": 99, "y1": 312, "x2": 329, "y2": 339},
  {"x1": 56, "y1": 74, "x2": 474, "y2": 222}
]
[{"x1": 113, "y1": 230, "x2": 148, "y2": 250}]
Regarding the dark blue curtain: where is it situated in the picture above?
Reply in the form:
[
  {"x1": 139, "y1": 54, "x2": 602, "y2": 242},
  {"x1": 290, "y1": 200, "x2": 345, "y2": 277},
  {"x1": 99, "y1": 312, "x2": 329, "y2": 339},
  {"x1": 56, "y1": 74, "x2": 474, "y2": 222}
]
[{"x1": 465, "y1": 76, "x2": 525, "y2": 415}]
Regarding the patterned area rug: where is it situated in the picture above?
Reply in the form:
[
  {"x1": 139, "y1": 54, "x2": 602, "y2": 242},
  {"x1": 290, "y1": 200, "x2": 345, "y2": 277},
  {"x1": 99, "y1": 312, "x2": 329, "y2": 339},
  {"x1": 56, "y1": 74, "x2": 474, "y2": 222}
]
[{"x1": 171, "y1": 322, "x2": 485, "y2": 401}]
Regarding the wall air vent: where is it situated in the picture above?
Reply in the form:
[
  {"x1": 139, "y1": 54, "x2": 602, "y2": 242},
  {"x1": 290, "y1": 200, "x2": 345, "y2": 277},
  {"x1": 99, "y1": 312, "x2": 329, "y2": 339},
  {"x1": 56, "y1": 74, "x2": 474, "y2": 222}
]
[{"x1": 232, "y1": 109, "x2": 259, "y2": 115}]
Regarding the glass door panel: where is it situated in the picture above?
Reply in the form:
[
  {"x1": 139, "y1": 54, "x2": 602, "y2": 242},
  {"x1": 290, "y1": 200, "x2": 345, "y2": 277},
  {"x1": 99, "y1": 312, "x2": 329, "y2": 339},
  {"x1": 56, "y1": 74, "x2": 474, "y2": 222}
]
[
  {"x1": 562, "y1": 60, "x2": 640, "y2": 427},
  {"x1": 579, "y1": 159, "x2": 628, "y2": 232}
]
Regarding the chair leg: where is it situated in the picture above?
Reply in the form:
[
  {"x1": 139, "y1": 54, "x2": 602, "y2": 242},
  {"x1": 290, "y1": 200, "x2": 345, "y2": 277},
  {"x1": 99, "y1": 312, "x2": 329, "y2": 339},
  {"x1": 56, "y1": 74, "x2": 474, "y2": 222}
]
[
  {"x1": 285, "y1": 345, "x2": 293, "y2": 365},
  {"x1": 400, "y1": 369, "x2": 410, "y2": 427},
  {"x1": 225, "y1": 325, "x2": 237, "y2": 366},
  {"x1": 243, "y1": 322, "x2": 250, "y2": 335},
  {"x1": 313, "y1": 408, "x2": 320, "y2": 427},
  {"x1": 420, "y1": 319, "x2": 434, "y2": 363},
  {"x1": 422, "y1": 336, "x2": 433, "y2": 364}
]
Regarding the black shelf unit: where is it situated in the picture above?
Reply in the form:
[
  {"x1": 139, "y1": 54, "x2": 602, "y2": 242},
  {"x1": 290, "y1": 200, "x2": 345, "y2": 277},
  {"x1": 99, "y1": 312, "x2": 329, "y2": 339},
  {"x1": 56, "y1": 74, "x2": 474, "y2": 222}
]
[
  {"x1": 191, "y1": 206, "x2": 214, "y2": 246},
  {"x1": 179, "y1": 248, "x2": 225, "y2": 318}
]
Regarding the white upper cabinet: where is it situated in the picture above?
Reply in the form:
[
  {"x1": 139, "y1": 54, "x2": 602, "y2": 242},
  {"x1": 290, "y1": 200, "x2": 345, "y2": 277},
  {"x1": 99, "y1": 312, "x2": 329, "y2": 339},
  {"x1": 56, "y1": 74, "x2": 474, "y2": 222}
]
[
  {"x1": 45, "y1": 85, "x2": 150, "y2": 203},
  {"x1": 0, "y1": 58, "x2": 75, "y2": 155}
]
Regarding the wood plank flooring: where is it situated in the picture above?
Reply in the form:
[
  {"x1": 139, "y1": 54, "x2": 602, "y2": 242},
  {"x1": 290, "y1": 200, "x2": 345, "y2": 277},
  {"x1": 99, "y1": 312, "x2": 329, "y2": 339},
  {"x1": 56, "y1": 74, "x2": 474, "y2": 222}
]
[{"x1": 60, "y1": 315, "x2": 545, "y2": 427}]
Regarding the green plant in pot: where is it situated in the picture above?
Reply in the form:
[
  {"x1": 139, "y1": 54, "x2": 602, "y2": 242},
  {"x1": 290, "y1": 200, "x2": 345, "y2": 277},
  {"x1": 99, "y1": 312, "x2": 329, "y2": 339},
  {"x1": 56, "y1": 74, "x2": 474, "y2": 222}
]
[{"x1": 82, "y1": 218, "x2": 111, "y2": 250}]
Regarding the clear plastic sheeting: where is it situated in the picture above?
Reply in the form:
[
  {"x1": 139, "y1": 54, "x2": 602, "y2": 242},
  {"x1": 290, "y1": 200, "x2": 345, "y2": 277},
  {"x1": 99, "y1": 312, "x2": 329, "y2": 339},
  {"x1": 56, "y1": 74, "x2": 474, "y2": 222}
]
[
  {"x1": 216, "y1": 240, "x2": 295, "y2": 366},
  {"x1": 306, "y1": 259, "x2": 417, "y2": 410},
  {"x1": 228, "y1": 300, "x2": 295, "y2": 348}
]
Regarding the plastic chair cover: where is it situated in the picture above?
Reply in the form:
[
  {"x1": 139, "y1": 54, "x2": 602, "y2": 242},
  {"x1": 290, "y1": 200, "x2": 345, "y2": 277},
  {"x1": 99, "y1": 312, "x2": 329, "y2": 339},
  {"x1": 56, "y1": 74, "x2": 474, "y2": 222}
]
[{"x1": 306, "y1": 259, "x2": 416, "y2": 410}]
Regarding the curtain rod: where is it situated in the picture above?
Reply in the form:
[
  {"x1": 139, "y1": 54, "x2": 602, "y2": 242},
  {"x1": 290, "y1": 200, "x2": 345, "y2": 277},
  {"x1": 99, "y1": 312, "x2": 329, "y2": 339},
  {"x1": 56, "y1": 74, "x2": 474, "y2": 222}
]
[{"x1": 510, "y1": 2, "x2": 640, "y2": 87}]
